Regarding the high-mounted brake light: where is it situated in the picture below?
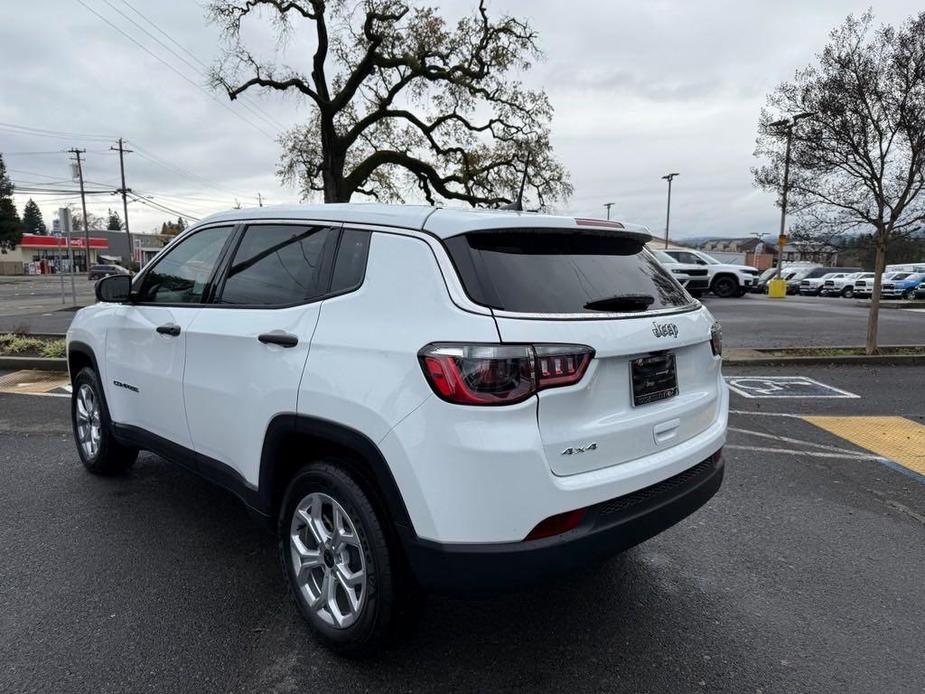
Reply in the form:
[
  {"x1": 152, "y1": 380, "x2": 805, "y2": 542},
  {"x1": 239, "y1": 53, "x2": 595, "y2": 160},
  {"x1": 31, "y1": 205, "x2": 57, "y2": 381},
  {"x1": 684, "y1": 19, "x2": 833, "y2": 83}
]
[{"x1": 418, "y1": 343, "x2": 594, "y2": 406}]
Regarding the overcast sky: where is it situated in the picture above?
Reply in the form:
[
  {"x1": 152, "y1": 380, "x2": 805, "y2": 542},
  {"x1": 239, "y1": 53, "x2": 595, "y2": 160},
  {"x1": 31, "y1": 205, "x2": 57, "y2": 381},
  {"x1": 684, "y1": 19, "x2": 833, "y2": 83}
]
[{"x1": 1, "y1": 0, "x2": 920, "y2": 239}]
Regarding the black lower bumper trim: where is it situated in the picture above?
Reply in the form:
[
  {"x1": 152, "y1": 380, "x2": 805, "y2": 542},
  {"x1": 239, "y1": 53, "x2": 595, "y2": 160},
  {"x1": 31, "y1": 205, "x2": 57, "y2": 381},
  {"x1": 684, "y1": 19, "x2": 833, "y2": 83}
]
[{"x1": 403, "y1": 450, "x2": 724, "y2": 595}]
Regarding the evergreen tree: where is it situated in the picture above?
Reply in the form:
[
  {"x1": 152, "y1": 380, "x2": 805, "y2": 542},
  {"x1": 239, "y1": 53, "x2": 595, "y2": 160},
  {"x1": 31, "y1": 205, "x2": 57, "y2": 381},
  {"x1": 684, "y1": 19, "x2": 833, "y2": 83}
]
[
  {"x1": 0, "y1": 154, "x2": 24, "y2": 252},
  {"x1": 107, "y1": 209, "x2": 123, "y2": 231},
  {"x1": 176, "y1": 217, "x2": 186, "y2": 232},
  {"x1": 22, "y1": 199, "x2": 47, "y2": 235}
]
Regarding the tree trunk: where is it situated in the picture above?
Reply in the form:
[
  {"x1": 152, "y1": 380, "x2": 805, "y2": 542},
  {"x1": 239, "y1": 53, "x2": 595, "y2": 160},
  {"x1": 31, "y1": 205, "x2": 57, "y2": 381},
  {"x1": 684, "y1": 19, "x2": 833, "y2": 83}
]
[{"x1": 865, "y1": 230, "x2": 888, "y2": 355}]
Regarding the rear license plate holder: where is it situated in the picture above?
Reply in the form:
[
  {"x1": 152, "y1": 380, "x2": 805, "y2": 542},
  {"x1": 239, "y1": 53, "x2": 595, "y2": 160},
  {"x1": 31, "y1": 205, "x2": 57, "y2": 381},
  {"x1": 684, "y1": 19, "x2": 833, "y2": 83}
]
[{"x1": 631, "y1": 352, "x2": 678, "y2": 406}]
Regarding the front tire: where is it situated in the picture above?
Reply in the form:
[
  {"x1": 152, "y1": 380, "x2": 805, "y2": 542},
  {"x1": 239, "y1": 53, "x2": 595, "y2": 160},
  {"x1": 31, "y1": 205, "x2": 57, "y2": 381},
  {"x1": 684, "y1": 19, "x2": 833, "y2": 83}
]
[
  {"x1": 711, "y1": 276, "x2": 739, "y2": 298},
  {"x1": 71, "y1": 367, "x2": 138, "y2": 475},
  {"x1": 842, "y1": 286, "x2": 854, "y2": 298},
  {"x1": 279, "y1": 463, "x2": 398, "y2": 656}
]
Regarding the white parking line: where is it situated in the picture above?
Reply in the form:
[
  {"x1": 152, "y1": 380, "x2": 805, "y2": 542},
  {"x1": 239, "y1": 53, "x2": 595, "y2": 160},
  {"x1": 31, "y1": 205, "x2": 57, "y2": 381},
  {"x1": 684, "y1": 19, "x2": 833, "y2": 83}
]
[{"x1": 725, "y1": 444, "x2": 886, "y2": 460}]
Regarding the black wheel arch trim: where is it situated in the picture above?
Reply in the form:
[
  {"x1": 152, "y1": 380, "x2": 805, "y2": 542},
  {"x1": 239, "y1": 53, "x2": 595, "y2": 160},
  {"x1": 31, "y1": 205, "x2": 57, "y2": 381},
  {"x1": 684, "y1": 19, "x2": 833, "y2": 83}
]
[
  {"x1": 257, "y1": 414, "x2": 415, "y2": 533},
  {"x1": 67, "y1": 341, "x2": 100, "y2": 382}
]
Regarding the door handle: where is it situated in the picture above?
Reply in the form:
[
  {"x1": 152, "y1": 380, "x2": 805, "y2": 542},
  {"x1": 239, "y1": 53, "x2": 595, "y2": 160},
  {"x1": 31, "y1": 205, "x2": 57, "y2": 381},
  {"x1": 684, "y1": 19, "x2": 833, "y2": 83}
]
[
  {"x1": 258, "y1": 332, "x2": 299, "y2": 348},
  {"x1": 156, "y1": 323, "x2": 181, "y2": 337}
]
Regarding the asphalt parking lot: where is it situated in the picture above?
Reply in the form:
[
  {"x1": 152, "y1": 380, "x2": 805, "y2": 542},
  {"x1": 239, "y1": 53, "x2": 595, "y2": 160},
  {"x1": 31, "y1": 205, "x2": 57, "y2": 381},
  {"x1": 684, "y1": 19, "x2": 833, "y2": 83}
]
[
  {"x1": 702, "y1": 293, "x2": 925, "y2": 348},
  {"x1": 1, "y1": 363, "x2": 923, "y2": 693}
]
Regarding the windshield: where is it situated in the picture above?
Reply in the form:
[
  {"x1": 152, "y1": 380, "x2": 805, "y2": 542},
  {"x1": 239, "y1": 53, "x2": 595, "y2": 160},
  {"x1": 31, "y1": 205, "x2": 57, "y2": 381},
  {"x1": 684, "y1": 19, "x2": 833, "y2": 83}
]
[
  {"x1": 445, "y1": 229, "x2": 693, "y2": 314},
  {"x1": 652, "y1": 250, "x2": 678, "y2": 264},
  {"x1": 696, "y1": 252, "x2": 721, "y2": 265}
]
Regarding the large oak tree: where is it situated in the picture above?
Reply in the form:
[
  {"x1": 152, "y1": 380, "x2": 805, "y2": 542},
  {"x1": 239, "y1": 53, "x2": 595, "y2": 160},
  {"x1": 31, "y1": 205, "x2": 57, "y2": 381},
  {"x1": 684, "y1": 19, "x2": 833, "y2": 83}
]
[
  {"x1": 208, "y1": 0, "x2": 571, "y2": 207},
  {"x1": 754, "y1": 11, "x2": 925, "y2": 353}
]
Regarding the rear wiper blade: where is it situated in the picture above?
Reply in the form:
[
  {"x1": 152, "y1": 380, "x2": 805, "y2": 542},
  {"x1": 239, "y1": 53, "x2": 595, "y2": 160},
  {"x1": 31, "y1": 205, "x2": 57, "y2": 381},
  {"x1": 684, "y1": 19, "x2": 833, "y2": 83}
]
[{"x1": 584, "y1": 294, "x2": 655, "y2": 312}]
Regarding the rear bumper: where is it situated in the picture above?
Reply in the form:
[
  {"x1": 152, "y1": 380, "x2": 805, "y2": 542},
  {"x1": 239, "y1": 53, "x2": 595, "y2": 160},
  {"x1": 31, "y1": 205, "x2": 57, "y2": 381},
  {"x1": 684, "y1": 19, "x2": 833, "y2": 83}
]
[{"x1": 403, "y1": 449, "x2": 724, "y2": 595}]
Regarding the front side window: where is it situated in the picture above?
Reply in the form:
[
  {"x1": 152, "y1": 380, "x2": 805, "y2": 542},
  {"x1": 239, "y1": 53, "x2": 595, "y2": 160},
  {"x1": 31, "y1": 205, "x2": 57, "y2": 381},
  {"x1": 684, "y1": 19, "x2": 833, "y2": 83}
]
[
  {"x1": 134, "y1": 226, "x2": 232, "y2": 304},
  {"x1": 217, "y1": 224, "x2": 338, "y2": 306}
]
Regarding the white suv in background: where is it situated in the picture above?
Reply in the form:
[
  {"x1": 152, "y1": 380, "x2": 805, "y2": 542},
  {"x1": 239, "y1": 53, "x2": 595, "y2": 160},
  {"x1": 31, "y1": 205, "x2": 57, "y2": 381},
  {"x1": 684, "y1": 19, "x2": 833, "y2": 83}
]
[
  {"x1": 662, "y1": 249, "x2": 759, "y2": 298},
  {"x1": 651, "y1": 249, "x2": 710, "y2": 297},
  {"x1": 67, "y1": 205, "x2": 728, "y2": 654}
]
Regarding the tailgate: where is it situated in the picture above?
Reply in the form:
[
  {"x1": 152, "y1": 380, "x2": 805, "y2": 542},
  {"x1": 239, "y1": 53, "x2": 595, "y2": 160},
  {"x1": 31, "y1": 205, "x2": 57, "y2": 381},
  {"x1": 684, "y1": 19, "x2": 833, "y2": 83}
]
[{"x1": 495, "y1": 308, "x2": 722, "y2": 476}]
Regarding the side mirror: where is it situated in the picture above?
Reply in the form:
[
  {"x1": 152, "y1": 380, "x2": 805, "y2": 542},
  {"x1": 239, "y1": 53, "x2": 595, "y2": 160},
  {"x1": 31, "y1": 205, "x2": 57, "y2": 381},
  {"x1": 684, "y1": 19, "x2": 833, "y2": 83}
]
[{"x1": 95, "y1": 274, "x2": 132, "y2": 303}]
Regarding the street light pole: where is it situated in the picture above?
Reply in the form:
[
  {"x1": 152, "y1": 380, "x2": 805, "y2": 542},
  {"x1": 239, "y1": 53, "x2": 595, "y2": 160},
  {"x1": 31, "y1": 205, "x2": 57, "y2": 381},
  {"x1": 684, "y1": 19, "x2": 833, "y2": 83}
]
[
  {"x1": 661, "y1": 172, "x2": 679, "y2": 249},
  {"x1": 604, "y1": 202, "x2": 614, "y2": 220},
  {"x1": 769, "y1": 112, "x2": 814, "y2": 280}
]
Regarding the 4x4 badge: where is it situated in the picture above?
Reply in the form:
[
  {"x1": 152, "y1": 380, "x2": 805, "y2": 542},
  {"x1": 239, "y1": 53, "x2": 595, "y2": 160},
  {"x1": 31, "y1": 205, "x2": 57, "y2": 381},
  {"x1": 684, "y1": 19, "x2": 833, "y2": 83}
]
[
  {"x1": 652, "y1": 322, "x2": 679, "y2": 338},
  {"x1": 561, "y1": 443, "x2": 598, "y2": 455}
]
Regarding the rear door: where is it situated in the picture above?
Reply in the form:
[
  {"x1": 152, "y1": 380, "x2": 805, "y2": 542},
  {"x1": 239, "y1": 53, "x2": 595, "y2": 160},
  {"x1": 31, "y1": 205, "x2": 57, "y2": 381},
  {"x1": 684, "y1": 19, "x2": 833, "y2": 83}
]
[
  {"x1": 445, "y1": 228, "x2": 723, "y2": 477},
  {"x1": 182, "y1": 222, "x2": 352, "y2": 485}
]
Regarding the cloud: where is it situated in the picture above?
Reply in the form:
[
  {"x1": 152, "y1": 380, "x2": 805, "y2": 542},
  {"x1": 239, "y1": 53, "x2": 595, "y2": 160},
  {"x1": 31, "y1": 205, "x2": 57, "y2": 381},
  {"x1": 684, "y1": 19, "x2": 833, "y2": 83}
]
[{"x1": 2, "y1": 0, "x2": 922, "y2": 237}]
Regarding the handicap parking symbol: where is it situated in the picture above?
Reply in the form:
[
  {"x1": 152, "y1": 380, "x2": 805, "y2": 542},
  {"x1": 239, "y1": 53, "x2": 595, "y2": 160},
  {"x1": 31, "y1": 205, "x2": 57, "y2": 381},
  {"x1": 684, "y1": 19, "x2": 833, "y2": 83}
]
[{"x1": 725, "y1": 376, "x2": 859, "y2": 399}]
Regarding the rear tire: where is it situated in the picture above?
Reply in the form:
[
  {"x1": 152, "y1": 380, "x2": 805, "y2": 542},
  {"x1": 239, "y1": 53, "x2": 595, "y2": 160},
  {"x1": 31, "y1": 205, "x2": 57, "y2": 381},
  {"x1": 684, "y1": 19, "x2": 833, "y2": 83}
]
[
  {"x1": 279, "y1": 462, "x2": 401, "y2": 656},
  {"x1": 711, "y1": 276, "x2": 739, "y2": 298},
  {"x1": 71, "y1": 367, "x2": 138, "y2": 475}
]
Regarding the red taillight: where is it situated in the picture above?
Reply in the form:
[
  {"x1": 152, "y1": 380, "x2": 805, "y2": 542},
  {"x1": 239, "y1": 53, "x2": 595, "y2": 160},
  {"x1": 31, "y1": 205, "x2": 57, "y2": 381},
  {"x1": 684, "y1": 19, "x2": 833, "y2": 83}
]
[
  {"x1": 418, "y1": 343, "x2": 594, "y2": 406},
  {"x1": 524, "y1": 508, "x2": 586, "y2": 540}
]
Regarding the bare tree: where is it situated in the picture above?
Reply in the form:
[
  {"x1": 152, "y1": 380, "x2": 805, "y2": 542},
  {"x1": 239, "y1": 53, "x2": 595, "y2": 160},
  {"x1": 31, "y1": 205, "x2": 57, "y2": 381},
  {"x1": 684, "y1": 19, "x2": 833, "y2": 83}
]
[
  {"x1": 754, "y1": 11, "x2": 925, "y2": 353},
  {"x1": 208, "y1": 0, "x2": 571, "y2": 207}
]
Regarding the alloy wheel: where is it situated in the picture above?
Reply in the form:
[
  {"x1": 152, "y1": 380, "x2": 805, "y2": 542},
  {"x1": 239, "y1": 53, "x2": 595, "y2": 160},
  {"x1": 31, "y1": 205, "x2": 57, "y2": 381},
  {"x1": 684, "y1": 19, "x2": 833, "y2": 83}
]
[
  {"x1": 290, "y1": 492, "x2": 367, "y2": 629},
  {"x1": 75, "y1": 384, "x2": 102, "y2": 459}
]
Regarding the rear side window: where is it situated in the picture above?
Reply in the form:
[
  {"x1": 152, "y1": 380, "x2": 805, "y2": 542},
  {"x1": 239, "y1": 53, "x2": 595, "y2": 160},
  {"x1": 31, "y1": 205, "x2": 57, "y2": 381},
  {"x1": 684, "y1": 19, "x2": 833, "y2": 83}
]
[
  {"x1": 217, "y1": 224, "x2": 338, "y2": 306},
  {"x1": 445, "y1": 230, "x2": 692, "y2": 314},
  {"x1": 330, "y1": 229, "x2": 370, "y2": 294}
]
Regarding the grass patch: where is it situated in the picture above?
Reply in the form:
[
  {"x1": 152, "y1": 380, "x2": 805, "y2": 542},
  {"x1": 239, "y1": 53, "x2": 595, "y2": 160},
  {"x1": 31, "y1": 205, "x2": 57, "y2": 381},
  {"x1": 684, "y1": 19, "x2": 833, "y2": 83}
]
[{"x1": 0, "y1": 333, "x2": 66, "y2": 359}]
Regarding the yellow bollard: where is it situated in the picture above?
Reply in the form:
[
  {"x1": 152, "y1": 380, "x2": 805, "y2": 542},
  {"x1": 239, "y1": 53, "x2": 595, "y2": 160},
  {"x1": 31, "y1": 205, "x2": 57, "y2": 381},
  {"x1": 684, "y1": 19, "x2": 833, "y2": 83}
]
[{"x1": 768, "y1": 278, "x2": 787, "y2": 298}]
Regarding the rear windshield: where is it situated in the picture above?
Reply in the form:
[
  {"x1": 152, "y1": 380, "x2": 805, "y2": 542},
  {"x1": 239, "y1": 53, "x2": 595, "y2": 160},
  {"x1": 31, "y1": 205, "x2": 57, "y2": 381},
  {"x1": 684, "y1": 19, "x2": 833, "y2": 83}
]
[{"x1": 444, "y1": 229, "x2": 692, "y2": 314}]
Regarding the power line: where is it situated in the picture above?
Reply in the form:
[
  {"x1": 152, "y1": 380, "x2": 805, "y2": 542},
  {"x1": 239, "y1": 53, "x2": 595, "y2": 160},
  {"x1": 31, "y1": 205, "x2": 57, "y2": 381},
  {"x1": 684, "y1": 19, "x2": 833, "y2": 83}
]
[
  {"x1": 104, "y1": 0, "x2": 286, "y2": 132},
  {"x1": 127, "y1": 140, "x2": 259, "y2": 202},
  {"x1": 76, "y1": 0, "x2": 277, "y2": 141},
  {"x1": 0, "y1": 121, "x2": 115, "y2": 142},
  {"x1": 127, "y1": 191, "x2": 201, "y2": 221}
]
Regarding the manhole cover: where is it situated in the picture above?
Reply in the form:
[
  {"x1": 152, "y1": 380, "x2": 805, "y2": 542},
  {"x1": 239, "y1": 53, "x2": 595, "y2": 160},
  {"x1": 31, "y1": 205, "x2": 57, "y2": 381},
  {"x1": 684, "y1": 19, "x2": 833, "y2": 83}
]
[{"x1": 725, "y1": 376, "x2": 859, "y2": 399}]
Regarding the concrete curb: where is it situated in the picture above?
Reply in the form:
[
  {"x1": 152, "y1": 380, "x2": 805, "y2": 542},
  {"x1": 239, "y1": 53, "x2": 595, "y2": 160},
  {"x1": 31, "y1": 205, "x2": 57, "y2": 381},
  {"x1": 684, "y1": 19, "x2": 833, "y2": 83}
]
[
  {"x1": 0, "y1": 356, "x2": 68, "y2": 372},
  {"x1": 853, "y1": 300, "x2": 925, "y2": 309},
  {"x1": 724, "y1": 347, "x2": 925, "y2": 366}
]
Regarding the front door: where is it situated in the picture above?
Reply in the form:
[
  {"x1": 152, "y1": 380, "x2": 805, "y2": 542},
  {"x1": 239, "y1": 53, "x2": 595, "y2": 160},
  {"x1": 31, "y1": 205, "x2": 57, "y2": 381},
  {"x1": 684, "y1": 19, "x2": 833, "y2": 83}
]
[{"x1": 105, "y1": 225, "x2": 235, "y2": 449}]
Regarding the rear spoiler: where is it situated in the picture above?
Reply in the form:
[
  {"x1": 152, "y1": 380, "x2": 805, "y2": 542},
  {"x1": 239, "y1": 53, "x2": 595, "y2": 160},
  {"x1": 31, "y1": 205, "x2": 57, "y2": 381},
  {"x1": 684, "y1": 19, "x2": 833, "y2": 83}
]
[{"x1": 572, "y1": 218, "x2": 653, "y2": 245}]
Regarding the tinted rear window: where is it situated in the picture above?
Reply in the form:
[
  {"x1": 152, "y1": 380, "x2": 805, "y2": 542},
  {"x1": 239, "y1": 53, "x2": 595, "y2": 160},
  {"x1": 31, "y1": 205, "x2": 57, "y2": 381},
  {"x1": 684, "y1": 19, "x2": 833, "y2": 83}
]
[{"x1": 445, "y1": 230, "x2": 692, "y2": 314}]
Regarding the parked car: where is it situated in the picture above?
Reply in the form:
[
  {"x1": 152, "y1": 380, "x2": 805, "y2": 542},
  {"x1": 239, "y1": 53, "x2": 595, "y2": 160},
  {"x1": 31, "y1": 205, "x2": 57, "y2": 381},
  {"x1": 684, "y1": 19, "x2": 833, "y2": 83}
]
[
  {"x1": 651, "y1": 250, "x2": 710, "y2": 297},
  {"x1": 87, "y1": 264, "x2": 130, "y2": 281},
  {"x1": 844, "y1": 272, "x2": 876, "y2": 298},
  {"x1": 783, "y1": 265, "x2": 826, "y2": 294},
  {"x1": 881, "y1": 272, "x2": 925, "y2": 299},
  {"x1": 67, "y1": 205, "x2": 728, "y2": 654},
  {"x1": 852, "y1": 272, "x2": 903, "y2": 298},
  {"x1": 661, "y1": 249, "x2": 759, "y2": 298},
  {"x1": 797, "y1": 267, "x2": 863, "y2": 296},
  {"x1": 820, "y1": 272, "x2": 865, "y2": 296},
  {"x1": 753, "y1": 263, "x2": 819, "y2": 294}
]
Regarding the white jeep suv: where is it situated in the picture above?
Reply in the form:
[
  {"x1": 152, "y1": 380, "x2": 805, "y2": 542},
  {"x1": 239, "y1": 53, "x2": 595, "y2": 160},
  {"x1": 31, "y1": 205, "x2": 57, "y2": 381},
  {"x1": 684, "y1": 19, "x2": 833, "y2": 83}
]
[
  {"x1": 67, "y1": 205, "x2": 727, "y2": 654},
  {"x1": 662, "y1": 249, "x2": 760, "y2": 298}
]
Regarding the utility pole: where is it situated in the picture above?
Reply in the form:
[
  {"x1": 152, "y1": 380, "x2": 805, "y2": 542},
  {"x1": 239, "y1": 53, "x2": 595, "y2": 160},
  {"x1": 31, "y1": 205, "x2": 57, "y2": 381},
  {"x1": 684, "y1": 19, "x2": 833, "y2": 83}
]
[
  {"x1": 69, "y1": 148, "x2": 90, "y2": 272},
  {"x1": 769, "y1": 112, "x2": 815, "y2": 286},
  {"x1": 603, "y1": 202, "x2": 614, "y2": 220},
  {"x1": 661, "y1": 172, "x2": 679, "y2": 249},
  {"x1": 111, "y1": 138, "x2": 133, "y2": 267},
  {"x1": 257, "y1": 192, "x2": 264, "y2": 207}
]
